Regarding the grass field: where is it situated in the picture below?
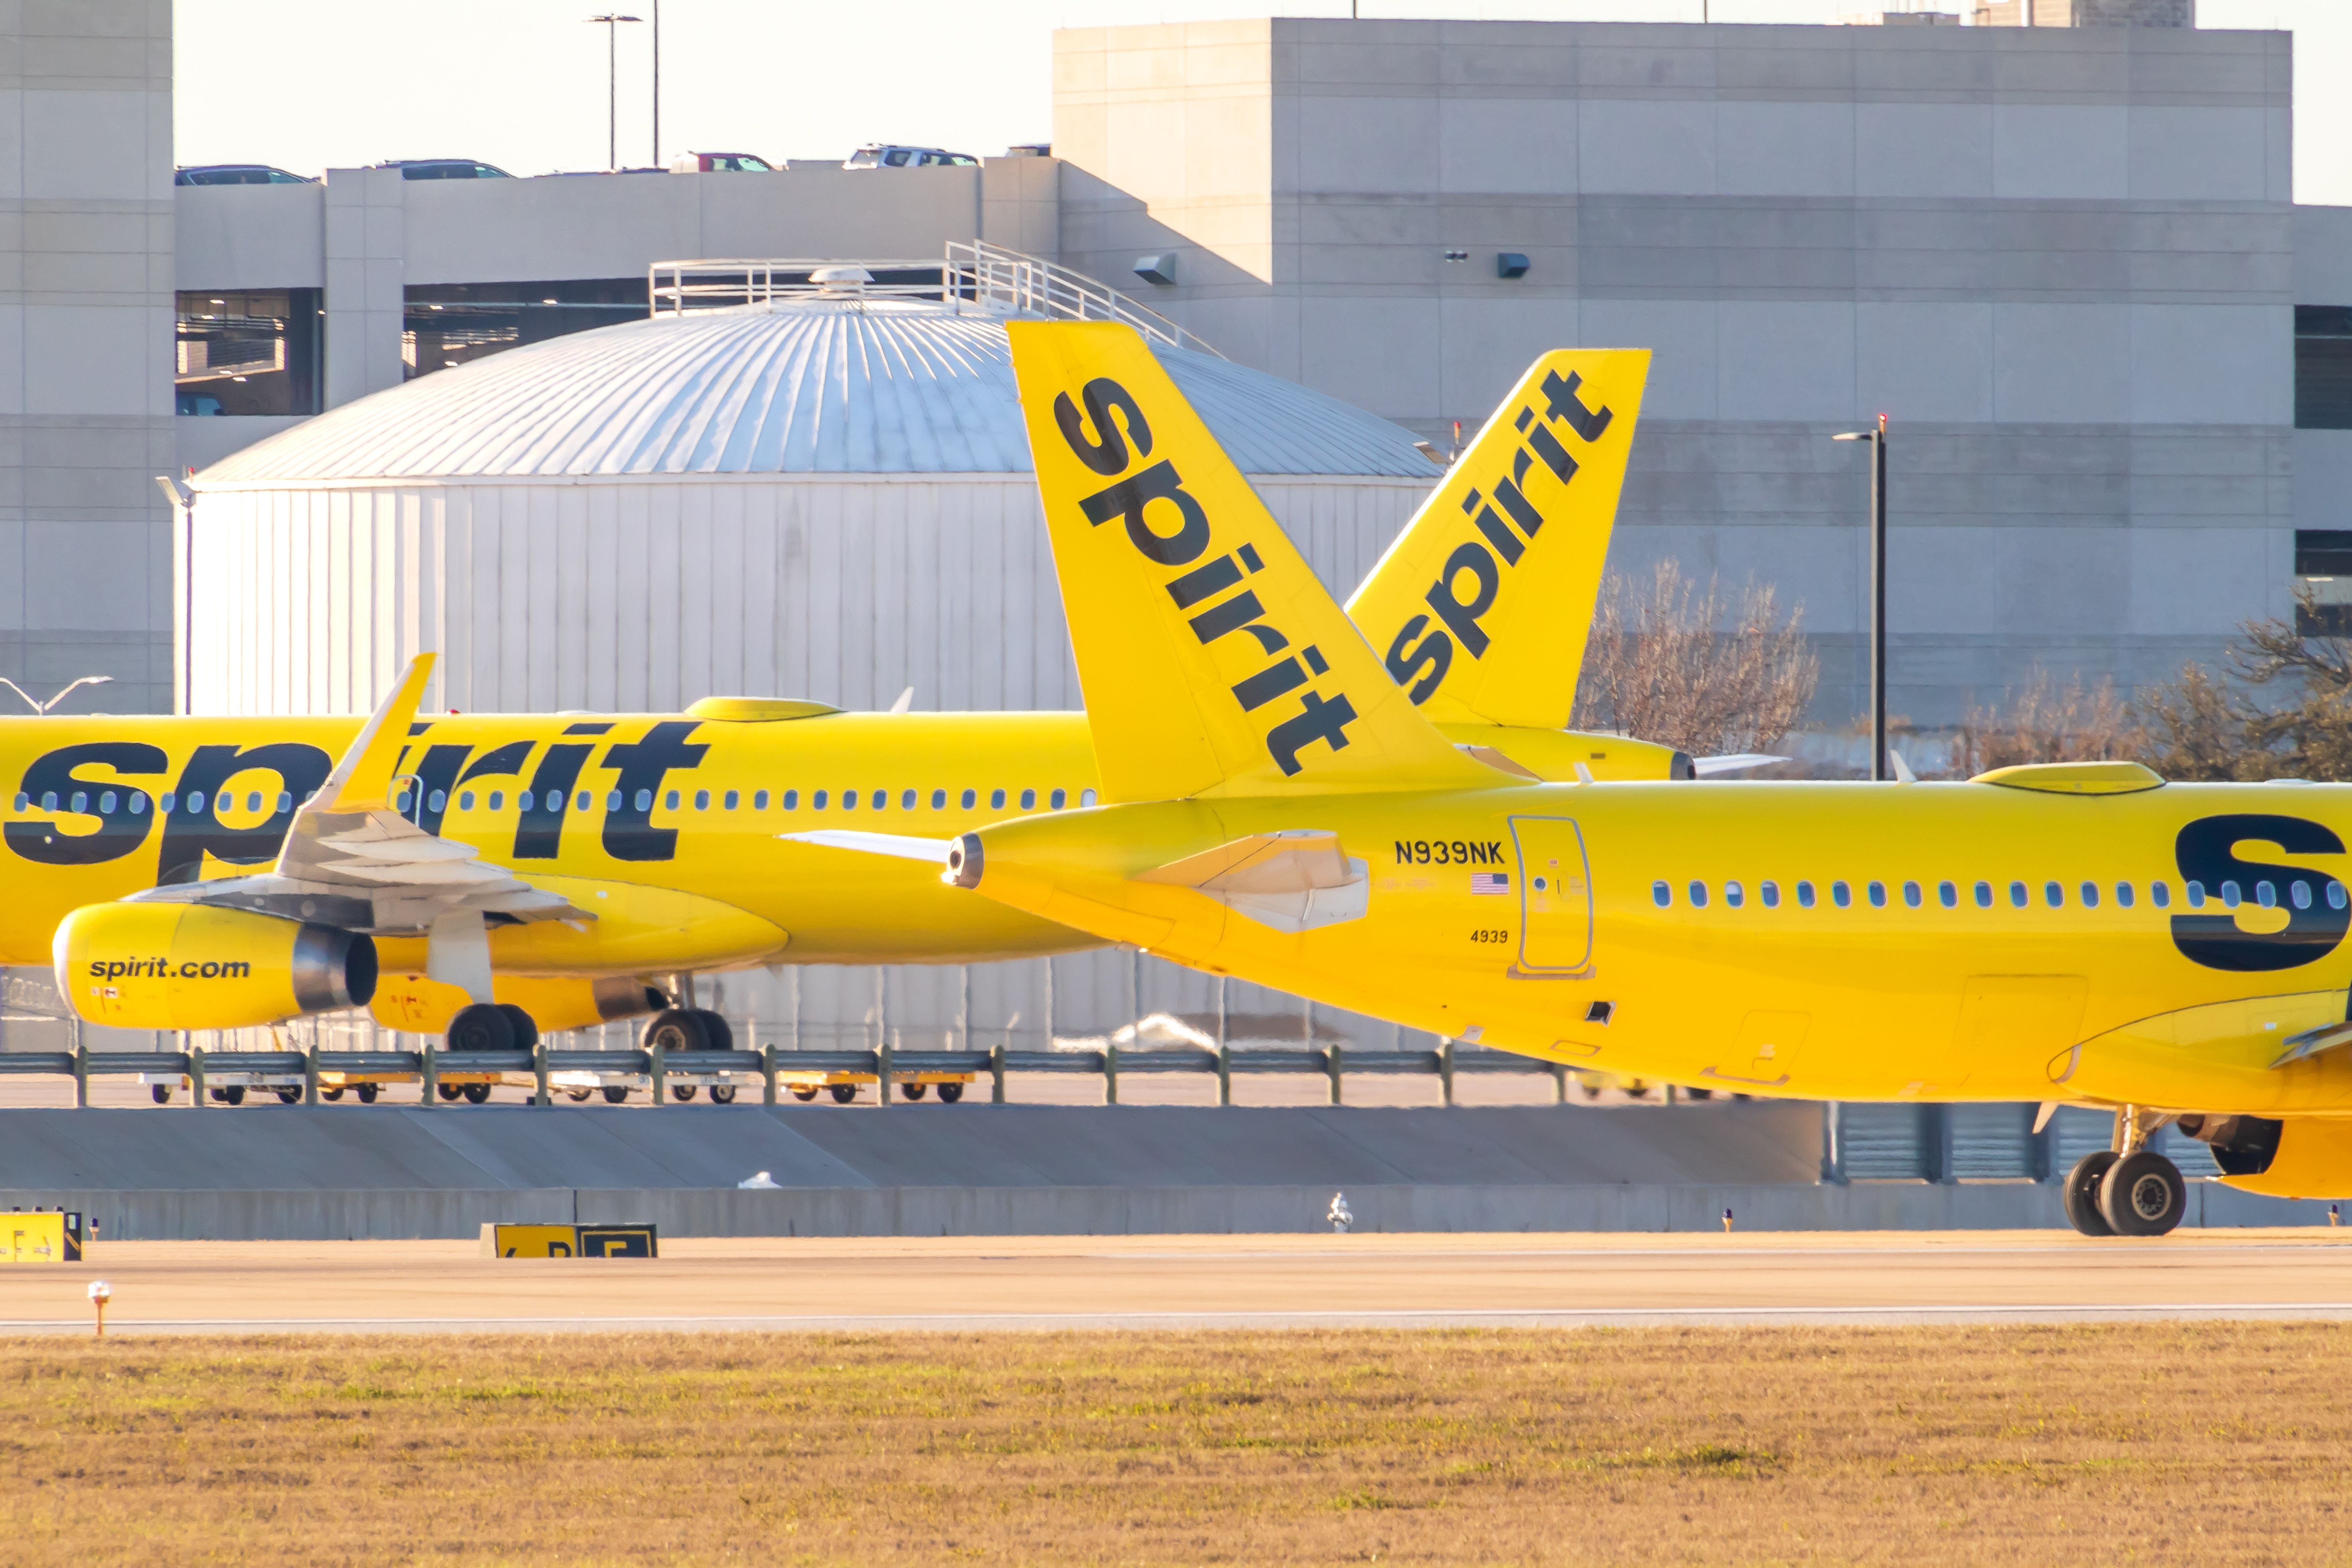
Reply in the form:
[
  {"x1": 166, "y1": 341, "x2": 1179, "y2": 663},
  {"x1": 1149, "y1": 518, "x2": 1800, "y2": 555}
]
[{"x1": 7, "y1": 1323, "x2": 2351, "y2": 1564}]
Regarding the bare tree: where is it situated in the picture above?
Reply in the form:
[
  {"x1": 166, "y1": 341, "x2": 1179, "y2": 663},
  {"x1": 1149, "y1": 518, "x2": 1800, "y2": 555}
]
[
  {"x1": 1957, "y1": 672, "x2": 2144, "y2": 776},
  {"x1": 1574, "y1": 561, "x2": 1819, "y2": 756}
]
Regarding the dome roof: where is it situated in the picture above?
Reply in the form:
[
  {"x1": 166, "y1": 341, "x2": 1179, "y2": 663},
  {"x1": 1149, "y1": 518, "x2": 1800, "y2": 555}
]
[{"x1": 194, "y1": 298, "x2": 1440, "y2": 486}]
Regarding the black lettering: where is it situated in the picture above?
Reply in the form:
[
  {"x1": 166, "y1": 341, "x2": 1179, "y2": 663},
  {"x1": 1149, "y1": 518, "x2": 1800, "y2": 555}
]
[
  {"x1": 6, "y1": 743, "x2": 166, "y2": 867},
  {"x1": 514, "y1": 743, "x2": 595, "y2": 859},
  {"x1": 1424, "y1": 542, "x2": 1499, "y2": 659},
  {"x1": 157, "y1": 743, "x2": 333, "y2": 884},
  {"x1": 1190, "y1": 590, "x2": 1274, "y2": 647},
  {"x1": 561, "y1": 721, "x2": 614, "y2": 735},
  {"x1": 1080, "y1": 460, "x2": 1212, "y2": 566},
  {"x1": 598, "y1": 721, "x2": 708, "y2": 862},
  {"x1": 1495, "y1": 474, "x2": 1544, "y2": 539},
  {"x1": 1395, "y1": 841, "x2": 1413, "y2": 864},
  {"x1": 1416, "y1": 842, "x2": 1431, "y2": 865},
  {"x1": 1264, "y1": 690, "x2": 1358, "y2": 776},
  {"x1": 1543, "y1": 368, "x2": 1613, "y2": 442},
  {"x1": 2172, "y1": 814, "x2": 2350, "y2": 972},
  {"x1": 1232, "y1": 656, "x2": 1307, "y2": 713},
  {"x1": 1384, "y1": 615, "x2": 1453, "y2": 704},
  {"x1": 1054, "y1": 377, "x2": 1152, "y2": 476},
  {"x1": 456, "y1": 740, "x2": 533, "y2": 789},
  {"x1": 1468, "y1": 504, "x2": 1525, "y2": 564},
  {"x1": 1434, "y1": 842, "x2": 1452, "y2": 865},
  {"x1": 1487, "y1": 841, "x2": 1502, "y2": 861},
  {"x1": 1525, "y1": 424, "x2": 1578, "y2": 485},
  {"x1": 1166, "y1": 553, "x2": 1241, "y2": 609},
  {"x1": 403, "y1": 743, "x2": 472, "y2": 834}
]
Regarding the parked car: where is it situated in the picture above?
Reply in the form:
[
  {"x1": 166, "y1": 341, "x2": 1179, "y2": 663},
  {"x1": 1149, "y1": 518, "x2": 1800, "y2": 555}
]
[
  {"x1": 843, "y1": 144, "x2": 978, "y2": 169},
  {"x1": 377, "y1": 159, "x2": 512, "y2": 180},
  {"x1": 174, "y1": 164, "x2": 313, "y2": 185},
  {"x1": 669, "y1": 151, "x2": 774, "y2": 172}
]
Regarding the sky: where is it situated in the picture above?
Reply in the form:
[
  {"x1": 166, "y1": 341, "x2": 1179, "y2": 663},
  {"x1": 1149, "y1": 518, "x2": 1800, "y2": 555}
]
[{"x1": 176, "y1": 0, "x2": 2352, "y2": 203}]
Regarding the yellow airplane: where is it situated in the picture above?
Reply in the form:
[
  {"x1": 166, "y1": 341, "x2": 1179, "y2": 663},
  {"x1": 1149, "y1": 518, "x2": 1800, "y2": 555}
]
[
  {"x1": 9, "y1": 349, "x2": 1661, "y2": 1061},
  {"x1": 833, "y1": 317, "x2": 2352, "y2": 1239}
]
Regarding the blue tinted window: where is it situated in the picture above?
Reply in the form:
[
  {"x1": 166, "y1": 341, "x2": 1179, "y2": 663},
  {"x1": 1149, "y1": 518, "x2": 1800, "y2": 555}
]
[
  {"x1": 1973, "y1": 881, "x2": 1992, "y2": 909},
  {"x1": 1652, "y1": 880, "x2": 1671, "y2": 908},
  {"x1": 2292, "y1": 880, "x2": 2312, "y2": 911},
  {"x1": 843, "y1": 790, "x2": 858, "y2": 810},
  {"x1": 1688, "y1": 880, "x2": 1708, "y2": 908},
  {"x1": 1938, "y1": 881, "x2": 1957, "y2": 909},
  {"x1": 753, "y1": 789, "x2": 768, "y2": 809},
  {"x1": 961, "y1": 788, "x2": 977, "y2": 809},
  {"x1": 1021, "y1": 788, "x2": 1037, "y2": 809},
  {"x1": 2009, "y1": 881, "x2": 2027, "y2": 908},
  {"x1": 2332, "y1": 883, "x2": 2348, "y2": 911},
  {"x1": 783, "y1": 789, "x2": 798, "y2": 810},
  {"x1": 1830, "y1": 881, "x2": 1849, "y2": 908},
  {"x1": 2152, "y1": 881, "x2": 2172, "y2": 908},
  {"x1": 932, "y1": 789, "x2": 946, "y2": 809},
  {"x1": 2080, "y1": 882, "x2": 2099, "y2": 908},
  {"x1": 1867, "y1": 881, "x2": 1886, "y2": 908},
  {"x1": 813, "y1": 789, "x2": 828, "y2": 809},
  {"x1": 1902, "y1": 881, "x2": 1919, "y2": 908},
  {"x1": 2114, "y1": 882, "x2": 2133, "y2": 908},
  {"x1": 1796, "y1": 881, "x2": 1816, "y2": 908},
  {"x1": 2045, "y1": 881, "x2": 2063, "y2": 908},
  {"x1": 1760, "y1": 880, "x2": 1781, "y2": 908},
  {"x1": 1724, "y1": 881, "x2": 1745, "y2": 909},
  {"x1": 1051, "y1": 788, "x2": 1067, "y2": 809},
  {"x1": 991, "y1": 788, "x2": 1007, "y2": 809},
  {"x1": 2221, "y1": 880, "x2": 2241, "y2": 908},
  {"x1": 2186, "y1": 881, "x2": 2207, "y2": 908}
]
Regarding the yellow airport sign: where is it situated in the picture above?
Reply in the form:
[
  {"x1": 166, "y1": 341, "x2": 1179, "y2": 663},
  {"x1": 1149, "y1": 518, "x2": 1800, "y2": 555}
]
[{"x1": 480, "y1": 1222, "x2": 657, "y2": 1259}]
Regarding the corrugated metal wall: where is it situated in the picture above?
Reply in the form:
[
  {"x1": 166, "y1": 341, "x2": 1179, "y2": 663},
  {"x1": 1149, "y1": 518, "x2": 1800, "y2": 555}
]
[{"x1": 188, "y1": 473, "x2": 1427, "y2": 716}]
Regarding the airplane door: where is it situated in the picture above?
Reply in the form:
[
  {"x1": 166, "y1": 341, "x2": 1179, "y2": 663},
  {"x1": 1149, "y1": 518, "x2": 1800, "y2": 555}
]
[{"x1": 1511, "y1": 816, "x2": 1593, "y2": 975}]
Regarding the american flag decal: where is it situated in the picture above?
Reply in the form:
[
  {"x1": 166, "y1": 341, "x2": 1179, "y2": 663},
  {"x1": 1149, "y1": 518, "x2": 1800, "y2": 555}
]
[{"x1": 1471, "y1": 872, "x2": 1509, "y2": 895}]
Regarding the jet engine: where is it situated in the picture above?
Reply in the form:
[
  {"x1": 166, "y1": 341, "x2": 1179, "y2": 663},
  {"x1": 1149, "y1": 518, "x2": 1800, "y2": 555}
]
[{"x1": 52, "y1": 901, "x2": 377, "y2": 1031}]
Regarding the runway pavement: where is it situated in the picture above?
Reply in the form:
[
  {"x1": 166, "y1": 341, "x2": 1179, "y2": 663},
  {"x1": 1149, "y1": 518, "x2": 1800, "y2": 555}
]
[{"x1": 9, "y1": 1230, "x2": 2352, "y2": 1334}]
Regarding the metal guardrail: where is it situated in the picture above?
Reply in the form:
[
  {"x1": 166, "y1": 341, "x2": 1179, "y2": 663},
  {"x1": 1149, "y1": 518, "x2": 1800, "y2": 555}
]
[
  {"x1": 645, "y1": 241, "x2": 1223, "y2": 359},
  {"x1": 1, "y1": 1039, "x2": 1578, "y2": 1108}
]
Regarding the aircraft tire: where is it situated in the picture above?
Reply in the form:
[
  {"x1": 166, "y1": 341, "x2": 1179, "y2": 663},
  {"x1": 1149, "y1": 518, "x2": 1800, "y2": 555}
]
[
  {"x1": 2099, "y1": 1150, "x2": 2186, "y2": 1237},
  {"x1": 495, "y1": 1004, "x2": 539, "y2": 1052},
  {"x1": 356, "y1": 1084, "x2": 379, "y2": 1104},
  {"x1": 641, "y1": 1007, "x2": 710, "y2": 1055},
  {"x1": 447, "y1": 1002, "x2": 516, "y2": 1054},
  {"x1": 601, "y1": 1085, "x2": 630, "y2": 1104},
  {"x1": 2062, "y1": 1151, "x2": 2118, "y2": 1237},
  {"x1": 690, "y1": 1009, "x2": 732, "y2": 1052},
  {"x1": 938, "y1": 1082, "x2": 963, "y2": 1104},
  {"x1": 461, "y1": 1082, "x2": 492, "y2": 1105}
]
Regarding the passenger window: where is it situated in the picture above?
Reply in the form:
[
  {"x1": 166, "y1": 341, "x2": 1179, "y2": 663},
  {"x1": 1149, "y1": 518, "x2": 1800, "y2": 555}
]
[
  {"x1": 694, "y1": 789, "x2": 711, "y2": 811},
  {"x1": 1724, "y1": 880, "x2": 1745, "y2": 909},
  {"x1": 248, "y1": 792, "x2": 264, "y2": 812},
  {"x1": 783, "y1": 789, "x2": 799, "y2": 809},
  {"x1": 68, "y1": 790, "x2": 86, "y2": 813},
  {"x1": 98, "y1": 791, "x2": 116, "y2": 814},
  {"x1": 961, "y1": 788, "x2": 977, "y2": 809},
  {"x1": 2080, "y1": 881, "x2": 2099, "y2": 909},
  {"x1": 813, "y1": 789, "x2": 828, "y2": 809},
  {"x1": 39, "y1": 791, "x2": 57, "y2": 810},
  {"x1": 1939, "y1": 881, "x2": 1958, "y2": 908},
  {"x1": 2332, "y1": 883, "x2": 2349, "y2": 911},
  {"x1": 1868, "y1": 881, "x2": 1887, "y2": 908},
  {"x1": 1021, "y1": 788, "x2": 1037, "y2": 810},
  {"x1": 1652, "y1": 880, "x2": 1671, "y2": 908},
  {"x1": 843, "y1": 790, "x2": 859, "y2": 810},
  {"x1": 2115, "y1": 882, "x2": 2134, "y2": 908},
  {"x1": 991, "y1": 788, "x2": 1007, "y2": 809},
  {"x1": 724, "y1": 789, "x2": 739, "y2": 810},
  {"x1": 1081, "y1": 789, "x2": 1098, "y2": 807},
  {"x1": 902, "y1": 789, "x2": 916, "y2": 809},
  {"x1": 2222, "y1": 880, "x2": 2242, "y2": 908},
  {"x1": 931, "y1": 789, "x2": 946, "y2": 809},
  {"x1": 1973, "y1": 881, "x2": 1992, "y2": 908},
  {"x1": 2293, "y1": 880, "x2": 2314, "y2": 911},
  {"x1": 459, "y1": 791, "x2": 476, "y2": 810},
  {"x1": 129, "y1": 793, "x2": 146, "y2": 815},
  {"x1": 753, "y1": 789, "x2": 768, "y2": 810},
  {"x1": 160, "y1": 792, "x2": 176, "y2": 813},
  {"x1": 1796, "y1": 880, "x2": 1816, "y2": 908},
  {"x1": 1760, "y1": 881, "x2": 1780, "y2": 908},
  {"x1": 2185, "y1": 881, "x2": 2206, "y2": 908},
  {"x1": 1688, "y1": 880, "x2": 1709, "y2": 909},
  {"x1": 2257, "y1": 880, "x2": 2277, "y2": 909},
  {"x1": 664, "y1": 789, "x2": 680, "y2": 811},
  {"x1": 1903, "y1": 881, "x2": 1921, "y2": 908},
  {"x1": 2009, "y1": 881, "x2": 2027, "y2": 908},
  {"x1": 185, "y1": 791, "x2": 204, "y2": 814},
  {"x1": 1051, "y1": 788, "x2": 1067, "y2": 809},
  {"x1": 2152, "y1": 881, "x2": 2172, "y2": 908},
  {"x1": 1831, "y1": 881, "x2": 1850, "y2": 908},
  {"x1": 2045, "y1": 881, "x2": 2063, "y2": 909},
  {"x1": 429, "y1": 790, "x2": 447, "y2": 813},
  {"x1": 872, "y1": 790, "x2": 887, "y2": 811}
]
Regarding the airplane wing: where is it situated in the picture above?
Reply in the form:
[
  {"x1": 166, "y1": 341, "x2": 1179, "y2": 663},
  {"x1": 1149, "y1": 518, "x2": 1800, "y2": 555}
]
[
  {"x1": 1692, "y1": 753, "x2": 1788, "y2": 778},
  {"x1": 123, "y1": 654, "x2": 590, "y2": 935},
  {"x1": 779, "y1": 830, "x2": 956, "y2": 862}
]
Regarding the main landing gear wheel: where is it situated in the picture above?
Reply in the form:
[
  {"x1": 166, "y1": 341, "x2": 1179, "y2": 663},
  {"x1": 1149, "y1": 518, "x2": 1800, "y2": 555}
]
[
  {"x1": 2100, "y1": 1150, "x2": 2187, "y2": 1237},
  {"x1": 495, "y1": 1004, "x2": 540, "y2": 1052},
  {"x1": 2063, "y1": 1150, "x2": 2118, "y2": 1237},
  {"x1": 446, "y1": 1002, "x2": 516, "y2": 1054}
]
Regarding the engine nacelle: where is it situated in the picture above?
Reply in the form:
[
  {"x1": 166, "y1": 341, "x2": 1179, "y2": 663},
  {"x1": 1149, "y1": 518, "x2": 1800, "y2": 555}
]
[{"x1": 53, "y1": 902, "x2": 377, "y2": 1031}]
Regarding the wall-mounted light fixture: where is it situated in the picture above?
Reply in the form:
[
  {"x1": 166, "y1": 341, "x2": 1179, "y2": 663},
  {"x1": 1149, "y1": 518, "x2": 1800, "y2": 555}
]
[
  {"x1": 1133, "y1": 254, "x2": 1178, "y2": 286},
  {"x1": 1497, "y1": 252, "x2": 1530, "y2": 280}
]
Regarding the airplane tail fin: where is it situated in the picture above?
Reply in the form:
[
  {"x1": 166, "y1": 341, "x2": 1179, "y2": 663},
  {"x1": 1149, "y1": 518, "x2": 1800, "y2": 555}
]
[
  {"x1": 1008, "y1": 321, "x2": 1491, "y2": 803},
  {"x1": 1345, "y1": 350, "x2": 1649, "y2": 730}
]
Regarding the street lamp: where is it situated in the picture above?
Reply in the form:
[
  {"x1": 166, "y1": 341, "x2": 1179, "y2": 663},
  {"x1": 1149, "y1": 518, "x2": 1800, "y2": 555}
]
[
  {"x1": 1833, "y1": 414, "x2": 1889, "y2": 782},
  {"x1": 0, "y1": 674, "x2": 112, "y2": 714},
  {"x1": 585, "y1": 13, "x2": 643, "y2": 171}
]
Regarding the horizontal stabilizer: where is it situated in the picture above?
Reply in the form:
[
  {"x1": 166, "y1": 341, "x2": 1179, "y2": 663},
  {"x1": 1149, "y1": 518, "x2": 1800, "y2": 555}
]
[
  {"x1": 1136, "y1": 829, "x2": 1368, "y2": 934},
  {"x1": 1692, "y1": 753, "x2": 1787, "y2": 778},
  {"x1": 779, "y1": 830, "x2": 955, "y2": 863}
]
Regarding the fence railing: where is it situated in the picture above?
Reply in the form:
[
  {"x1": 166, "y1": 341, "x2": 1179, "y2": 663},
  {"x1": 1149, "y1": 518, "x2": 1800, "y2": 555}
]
[{"x1": 0, "y1": 1039, "x2": 1586, "y2": 1108}]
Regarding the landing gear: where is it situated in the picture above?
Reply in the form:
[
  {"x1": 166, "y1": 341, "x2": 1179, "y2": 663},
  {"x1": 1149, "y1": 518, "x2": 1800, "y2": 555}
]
[
  {"x1": 447, "y1": 1002, "x2": 516, "y2": 1054},
  {"x1": 496, "y1": 1004, "x2": 540, "y2": 1052},
  {"x1": 2062, "y1": 1151, "x2": 2117, "y2": 1237},
  {"x1": 2101, "y1": 1150, "x2": 2187, "y2": 1237},
  {"x1": 642, "y1": 1007, "x2": 730, "y2": 1054}
]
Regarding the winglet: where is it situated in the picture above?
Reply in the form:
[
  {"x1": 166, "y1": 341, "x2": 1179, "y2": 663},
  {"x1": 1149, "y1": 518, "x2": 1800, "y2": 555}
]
[{"x1": 319, "y1": 655, "x2": 435, "y2": 814}]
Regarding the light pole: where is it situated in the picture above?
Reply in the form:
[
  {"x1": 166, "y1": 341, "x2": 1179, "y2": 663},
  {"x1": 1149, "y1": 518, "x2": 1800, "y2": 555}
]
[
  {"x1": 1833, "y1": 414, "x2": 1889, "y2": 782},
  {"x1": 0, "y1": 674, "x2": 112, "y2": 714},
  {"x1": 585, "y1": 13, "x2": 643, "y2": 170},
  {"x1": 651, "y1": 0, "x2": 661, "y2": 168}
]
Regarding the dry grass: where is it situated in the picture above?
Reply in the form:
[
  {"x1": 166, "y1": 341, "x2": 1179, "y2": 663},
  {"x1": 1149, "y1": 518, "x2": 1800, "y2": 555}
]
[{"x1": 7, "y1": 1324, "x2": 2352, "y2": 1564}]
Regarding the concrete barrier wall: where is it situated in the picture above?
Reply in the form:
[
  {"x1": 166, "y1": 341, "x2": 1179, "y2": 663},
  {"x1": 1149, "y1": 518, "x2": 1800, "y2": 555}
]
[{"x1": 2, "y1": 1179, "x2": 2322, "y2": 1241}]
